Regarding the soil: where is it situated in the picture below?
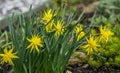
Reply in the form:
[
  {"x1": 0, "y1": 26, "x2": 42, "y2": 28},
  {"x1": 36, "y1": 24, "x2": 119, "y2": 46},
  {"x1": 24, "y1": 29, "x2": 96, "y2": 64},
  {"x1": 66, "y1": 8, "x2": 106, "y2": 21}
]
[
  {"x1": 0, "y1": 64, "x2": 12, "y2": 73},
  {"x1": 67, "y1": 51, "x2": 120, "y2": 73},
  {"x1": 66, "y1": 63, "x2": 120, "y2": 73}
]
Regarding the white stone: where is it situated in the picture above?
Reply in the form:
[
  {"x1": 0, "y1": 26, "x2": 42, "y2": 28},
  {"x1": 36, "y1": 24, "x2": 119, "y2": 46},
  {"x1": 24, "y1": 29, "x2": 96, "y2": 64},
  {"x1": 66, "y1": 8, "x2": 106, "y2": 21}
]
[{"x1": 0, "y1": 0, "x2": 47, "y2": 20}]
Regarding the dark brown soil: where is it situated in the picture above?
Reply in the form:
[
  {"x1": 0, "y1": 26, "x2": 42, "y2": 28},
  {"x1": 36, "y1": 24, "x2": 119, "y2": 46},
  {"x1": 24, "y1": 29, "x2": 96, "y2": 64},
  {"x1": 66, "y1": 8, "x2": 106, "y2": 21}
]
[
  {"x1": 66, "y1": 63, "x2": 120, "y2": 73},
  {"x1": 0, "y1": 64, "x2": 12, "y2": 73}
]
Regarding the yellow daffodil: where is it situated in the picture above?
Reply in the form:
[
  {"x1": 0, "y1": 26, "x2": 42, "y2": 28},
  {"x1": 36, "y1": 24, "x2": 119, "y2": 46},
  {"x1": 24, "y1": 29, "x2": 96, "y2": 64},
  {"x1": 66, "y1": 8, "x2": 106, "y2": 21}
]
[
  {"x1": 82, "y1": 35, "x2": 100, "y2": 55},
  {"x1": 75, "y1": 25, "x2": 85, "y2": 41},
  {"x1": 45, "y1": 20, "x2": 55, "y2": 32},
  {"x1": 0, "y1": 47, "x2": 19, "y2": 65},
  {"x1": 54, "y1": 20, "x2": 65, "y2": 37},
  {"x1": 75, "y1": 25, "x2": 83, "y2": 34},
  {"x1": 77, "y1": 32, "x2": 85, "y2": 41},
  {"x1": 42, "y1": 9, "x2": 53, "y2": 23},
  {"x1": 27, "y1": 34, "x2": 44, "y2": 53},
  {"x1": 99, "y1": 25, "x2": 114, "y2": 43}
]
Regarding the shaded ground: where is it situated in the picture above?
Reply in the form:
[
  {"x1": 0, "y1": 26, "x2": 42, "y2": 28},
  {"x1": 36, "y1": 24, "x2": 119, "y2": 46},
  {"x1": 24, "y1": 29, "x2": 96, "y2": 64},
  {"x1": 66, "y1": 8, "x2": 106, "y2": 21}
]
[
  {"x1": 0, "y1": 64, "x2": 11, "y2": 73},
  {"x1": 67, "y1": 51, "x2": 120, "y2": 73},
  {"x1": 66, "y1": 63, "x2": 120, "y2": 73}
]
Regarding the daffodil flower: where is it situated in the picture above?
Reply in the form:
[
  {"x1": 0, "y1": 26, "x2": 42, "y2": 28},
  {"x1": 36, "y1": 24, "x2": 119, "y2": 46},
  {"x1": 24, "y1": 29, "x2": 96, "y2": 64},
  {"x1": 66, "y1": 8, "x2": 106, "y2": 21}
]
[
  {"x1": 75, "y1": 25, "x2": 85, "y2": 41},
  {"x1": 45, "y1": 20, "x2": 55, "y2": 32},
  {"x1": 99, "y1": 25, "x2": 114, "y2": 43},
  {"x1": 0, "y1": 47, "x2": 19, "y2": 65},
  {"x1": 42, "y1": 9, "x2": 53, "y2": 23},
  {"x1": 27, "y1": 34, "x2": 44, "y2": 53},
  {"x1": 82, "y1": 35, "x2": 100, "y2": 55},
  {"x1": 54, "y1": 20, "x2": 65, "y2": 37}
]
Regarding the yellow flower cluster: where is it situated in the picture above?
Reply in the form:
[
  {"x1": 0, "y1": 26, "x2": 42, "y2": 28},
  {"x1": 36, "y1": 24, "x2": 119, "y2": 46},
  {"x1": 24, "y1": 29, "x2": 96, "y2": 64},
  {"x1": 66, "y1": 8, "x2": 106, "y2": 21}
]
[
  {"x1": 26, "y1": 9, "x2": 66, "y2": 54},
  {"x1": 42, "y1": 9, "x2": 65, "y2": 37},
  {"x1": 42, "y1": 9, "x2": 54, "y2": 32},
  {"x1": 82, "y1": 25, "x2": 114, "y2": 55},
  {"x1": 99, "y1": 25, "x2": 114, "y2": 43},
  {"x1": 75, "y1": 25, "x2": 85, "y2": 41}
]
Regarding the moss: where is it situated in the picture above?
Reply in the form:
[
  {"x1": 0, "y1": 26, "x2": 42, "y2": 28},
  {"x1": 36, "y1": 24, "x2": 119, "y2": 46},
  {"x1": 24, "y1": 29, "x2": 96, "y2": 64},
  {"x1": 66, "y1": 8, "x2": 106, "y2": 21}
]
[{"x1": 80, "y1": 24, "x2": 120, "y2": 69}]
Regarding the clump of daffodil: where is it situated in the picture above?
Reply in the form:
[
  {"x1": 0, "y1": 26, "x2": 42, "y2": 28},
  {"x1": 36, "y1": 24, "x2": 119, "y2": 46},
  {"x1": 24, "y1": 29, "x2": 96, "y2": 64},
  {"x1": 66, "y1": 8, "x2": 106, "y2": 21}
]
[
  {"x1": 42, "y1": 9, "x2": 53, "y2": 23},
  {"x1": 54, "y1": 20, "x2": 65, "y2": 37},
  {"x1": 75, "y1": 25, "x2": 85, "y2": 41},
  {"x1": 0, "y1": 47, "x2": 19, "y2": 65},
  {"x1": 82, "y1": 35, "x2": 100, "y2": 55},
  {"x1": 27, "y1": 34, "x2": 44, "y2": 53},
  {"x1": 99, "y1": 25, "x2": 114, "y2": 43}
]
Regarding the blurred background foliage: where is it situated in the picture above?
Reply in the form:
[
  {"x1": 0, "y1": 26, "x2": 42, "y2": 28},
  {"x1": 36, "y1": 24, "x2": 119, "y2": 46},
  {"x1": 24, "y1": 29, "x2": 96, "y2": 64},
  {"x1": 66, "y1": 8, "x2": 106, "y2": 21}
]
[{"x1": 91, "y1": 0, "x2": 120, "y2": 25}]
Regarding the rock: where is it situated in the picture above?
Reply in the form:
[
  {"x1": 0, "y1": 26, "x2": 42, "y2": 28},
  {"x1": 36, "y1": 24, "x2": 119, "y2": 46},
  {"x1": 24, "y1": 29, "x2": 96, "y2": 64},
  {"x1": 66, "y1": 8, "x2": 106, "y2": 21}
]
[
  {"x1": 68, "y1": 51, "x2": 86, "y2": 65},
  {"x1": 68, "y1": 56, "x2": 81, "y2": 65},
  {"x1": 82, "y1": 64, "x2": 89, "y2": 68},
  {"x1": 0, "y1": 0, "x2": 47, "y2": 20}
]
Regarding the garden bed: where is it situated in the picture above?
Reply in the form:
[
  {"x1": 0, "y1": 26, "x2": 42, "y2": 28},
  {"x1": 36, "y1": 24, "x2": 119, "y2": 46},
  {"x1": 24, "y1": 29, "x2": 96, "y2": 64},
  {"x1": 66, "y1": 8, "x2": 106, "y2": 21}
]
[{"x1": 0, "y1": 0, "x2": 120, "y2": 73}]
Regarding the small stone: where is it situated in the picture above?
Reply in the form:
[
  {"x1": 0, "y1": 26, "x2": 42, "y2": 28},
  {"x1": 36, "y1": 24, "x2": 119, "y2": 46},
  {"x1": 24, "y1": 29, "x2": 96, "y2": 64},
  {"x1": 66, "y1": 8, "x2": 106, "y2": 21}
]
[
  {"x1": 77, "y1": 70, "x2": 82, "y2": 73},
  {"x1": 82, "y1": 64, "x2": 89, "y2": 68},
  {"x1": 66, "y1": 70, "x2": 72, "y2": 73}
]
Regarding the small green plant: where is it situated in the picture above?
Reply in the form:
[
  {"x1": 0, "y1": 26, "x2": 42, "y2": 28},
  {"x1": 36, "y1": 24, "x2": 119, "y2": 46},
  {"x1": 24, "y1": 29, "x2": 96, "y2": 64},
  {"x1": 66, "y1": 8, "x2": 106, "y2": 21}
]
[{"x1": 81, "y1": 23, "x2": 120, "y2": 69}]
